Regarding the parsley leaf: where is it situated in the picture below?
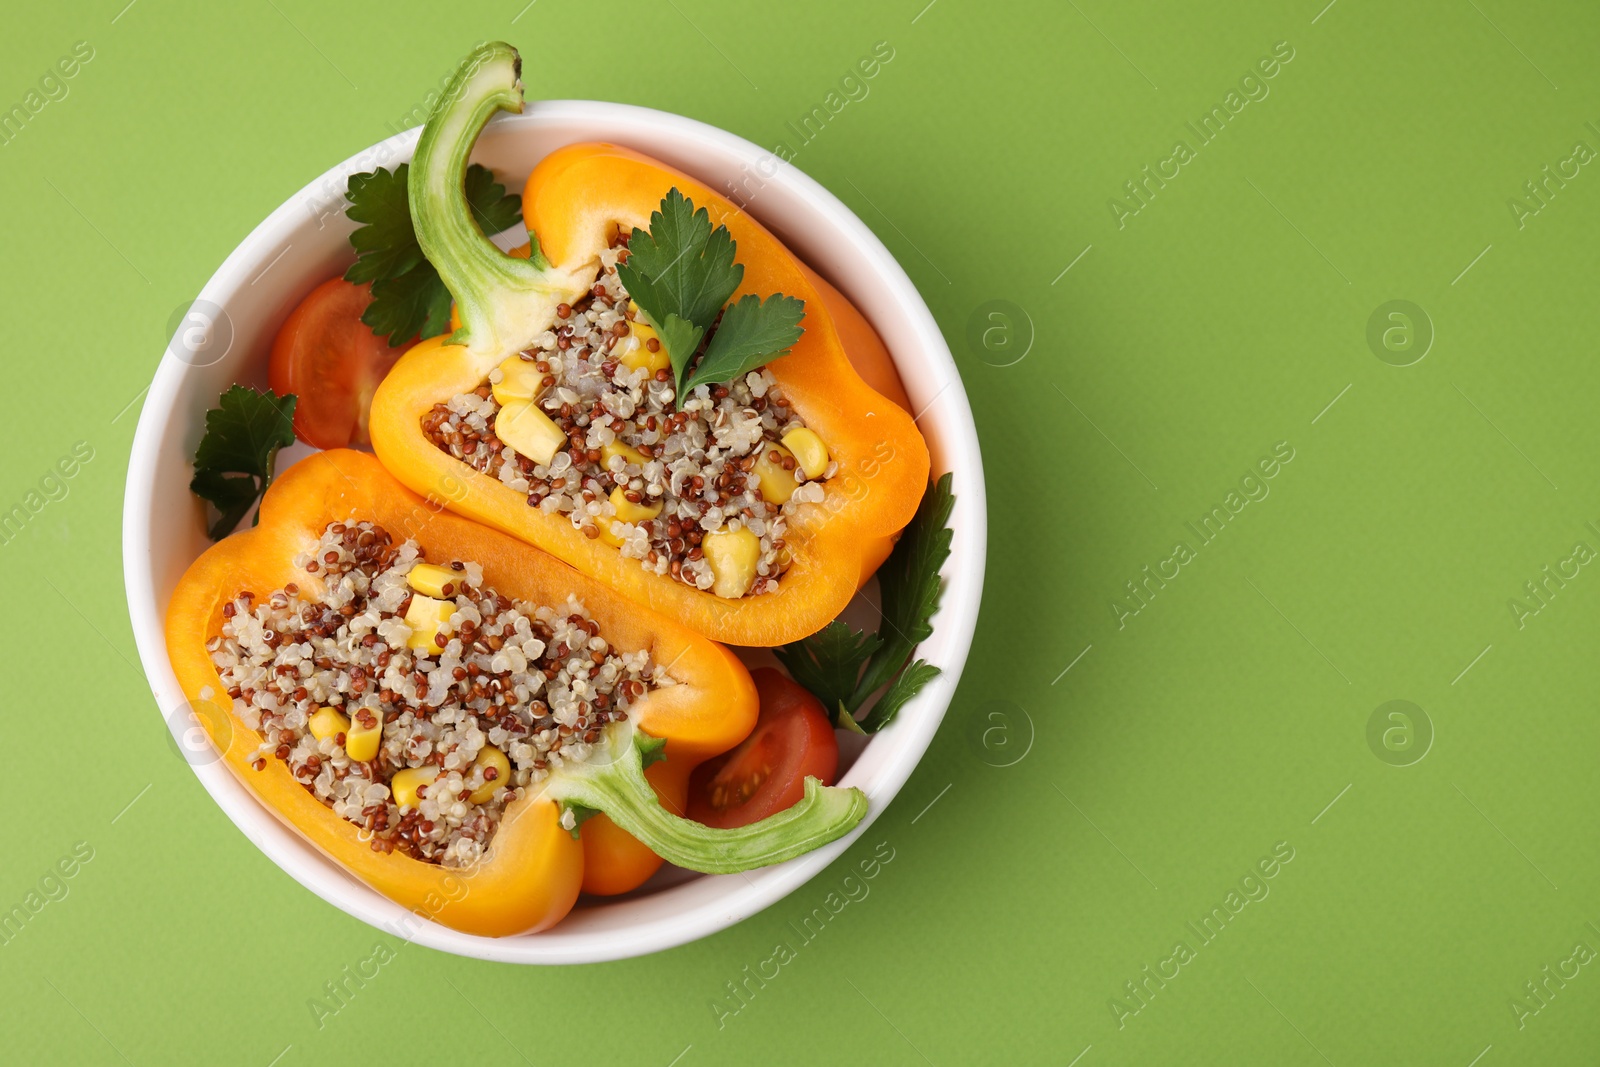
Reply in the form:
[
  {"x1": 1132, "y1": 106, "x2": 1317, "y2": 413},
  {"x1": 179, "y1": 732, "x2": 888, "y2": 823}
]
[
  {"x1": 364, "y1": 264, "x2": 455, "y2": 346},
  {"x1": 777, "y1": 474, "x2": 956, "y2": 733},
  {"x1": 189, "y1": 470, "x2": 262, "y2": 539},
  {"x1": 656, "y1": 314, "x2": 706, "y2": 384},
  {"x1": 342, "y1": 162, "x2": 525, "y2": 346},
  {"x1": 864, "y1": 660, "x2": 942, "y2": 733},
  {"x1": 190, "y1": 386, "x2": 297, "y2": 540},
  {"x1": 853, "y1": 472, "x2": 956, "y2": 715},
  {"x1": 460, "y1": 164, "x2": 526, "y2": 247},
  {"x1": 343, "y1": 168, "x2": 423, "y2": 284},
  {"x1": 773, "y1": 620, "x2": 883, "y2": 728},
  {"x1": 615, "y1": 189, "x2": 806, "y2": 397},
  {"x1": 683, "y1": 293, "x2": 806, "y2": 395},
  {"x1": 615, "y1": 188, "x2": 742, "y2": 341}
]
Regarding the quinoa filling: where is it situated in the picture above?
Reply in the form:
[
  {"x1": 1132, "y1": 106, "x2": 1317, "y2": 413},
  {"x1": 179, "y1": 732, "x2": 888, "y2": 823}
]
[
  {"x1": 206, "y1": 520, "x2": 664, "y2": 866},
  {"x1": 421, "y1": 242, "x2": 834, "y2": 597}
]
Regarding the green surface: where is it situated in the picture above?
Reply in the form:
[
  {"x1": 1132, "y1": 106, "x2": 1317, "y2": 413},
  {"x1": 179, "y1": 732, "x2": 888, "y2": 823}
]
[{"x1": 3, "y1": 0, "x2": 1599, "y2": 1062}]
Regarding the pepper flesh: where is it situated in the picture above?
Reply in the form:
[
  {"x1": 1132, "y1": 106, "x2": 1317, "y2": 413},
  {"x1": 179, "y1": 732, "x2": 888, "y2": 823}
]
[
  {"x1": 165, "y1": 450, "x2": 865, "y2": 935},
  {"x1": 369, "y1": 42, "x2": 929, "y2": 647}
]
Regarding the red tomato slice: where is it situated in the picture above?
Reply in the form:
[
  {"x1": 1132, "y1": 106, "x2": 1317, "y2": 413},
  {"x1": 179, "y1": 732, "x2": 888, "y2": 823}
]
[
  {"x1": 268, "y1": 277, "x2": 405, "y2": 449},
  {"x1": 688, "y1": 667, "x2": 839, "y2": 829}
]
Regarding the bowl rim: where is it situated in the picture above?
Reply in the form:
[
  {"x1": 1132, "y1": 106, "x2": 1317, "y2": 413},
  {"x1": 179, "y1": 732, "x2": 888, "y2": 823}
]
[{"x1": 123, "y1": 98, "x2": 987, "y2": 963}]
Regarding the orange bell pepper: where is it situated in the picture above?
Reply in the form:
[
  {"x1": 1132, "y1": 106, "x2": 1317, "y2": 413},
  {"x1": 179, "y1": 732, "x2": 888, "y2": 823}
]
[
  {"x1": 369, "y1": 41, "x2": 929, "y2": 646},
  {"x1": 165, "y1": 449, "x2": 865, "y2": 935}
]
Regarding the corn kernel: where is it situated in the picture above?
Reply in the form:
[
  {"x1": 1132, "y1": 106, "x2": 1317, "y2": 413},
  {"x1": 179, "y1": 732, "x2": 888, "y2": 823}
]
[
  {"x1": 468, "y1": 747, "x2": 512, "y2": 804},
  {"x1": 752, "y1": 443, "x2": 798, "y2": 504},
  {"x1": 345, "y1": 711, "x2": 382, "y2": 762},
  {"x1": 495, "y1": 399, "x2": 565, "y2": 466},
  {"x1": 391, "y1": 766, "x2": 440, "y2": 809},
  {"x1": 704, "y1": 526, "x2": 762, "y2": 598},
  {"x1": 597, "y1": 487, "x2": 662, "y2": 548},
  {"x1": 609, "y1": 486, "x2": 663, "y2": 524},
  {"x1": 404, "y1": 594, "x2": 453, "y2": 654},
  {"x1": 602, "y1": 439, "x2": 650, "y2": 470},
  {"x1": 596, "y1": 517, "x2": 626, "y2": 549},
  {"x1": 406, "y1": 563, "x2": 459, "y2": 598},
  {"x1": 491, "y1": 355, "x2": 543, "y2": 405},
  {"x1": 309, "y1": 707, "x2": 350, "y2": 743},
  {"x1": 781, "y1": 427, "x2": 830, "y2": 479},
  {"x1": 618, "y1": 319, "x2": 671, "y2": 373}
]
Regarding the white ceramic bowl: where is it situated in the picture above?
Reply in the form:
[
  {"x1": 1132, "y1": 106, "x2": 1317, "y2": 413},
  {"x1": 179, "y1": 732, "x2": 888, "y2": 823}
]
[{"x1": 124, "y1": 100, "x2": 986, "y2": 963}]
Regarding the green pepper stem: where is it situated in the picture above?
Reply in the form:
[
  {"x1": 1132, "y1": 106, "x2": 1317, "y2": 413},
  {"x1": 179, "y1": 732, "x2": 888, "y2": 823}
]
[
  {"x1": 410, "y1": 41, "x2": 585, "y2": 357},
  {"x1": 546, "y1": 727, "x2": 869, "y2": 874}
]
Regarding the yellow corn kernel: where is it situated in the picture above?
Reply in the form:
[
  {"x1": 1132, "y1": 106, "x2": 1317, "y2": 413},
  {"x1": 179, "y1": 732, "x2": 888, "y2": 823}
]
[
  {"x1": 309, "y1": 707, "x2": 350, "y2": 743},
  {"x1": 405, "y1": 563, "x2": 460, "y2": 599},
  {"x1": 597, "y1": 488, "x2": 663, "y2": 548},
  {"x1": 596, "y1": 517, "x2": 626, "y2": 549},
  {"x1": 627, "y1": 345, "x2": 672, "y2": 374},
  {"x1": 704, "y1": 526, "x2": 762, "y2": 598},
  {"x1": 629, "y1": 317, "x2": 657, "y2": 345},
  {"x1": 491, "y1": 355, "x2": 543, "y2": 405},
  {"x1": 468, "y1": 747, "x2": 512, "y2": 804},
  {"x1": 404, "y1": 594, "x2": 453, "y2": 654},
  {"x1": 781, "y1": 427, "x2": 830, "y2": 479},
  {"x1": 495, "y1": 399, "x2": 565, "y2": 467},
  {"x1": 345, "y1": 711, "x2": 382, "y2": 762},
  {"x1": 752, "y1": 443, "x2": 799, "y2": 505},
  {"x1": 391, "y1": 766, "x2": 440, "y2": 809},
  {"x1": 618, "y1": 319, "x2": 671, "y2": 373},
  {"x1": 610, "y1": 486, "x2": 663, "y2": 524},
  {"x1": 601, "y1": 439, "x2": 650, "y2": 470}
]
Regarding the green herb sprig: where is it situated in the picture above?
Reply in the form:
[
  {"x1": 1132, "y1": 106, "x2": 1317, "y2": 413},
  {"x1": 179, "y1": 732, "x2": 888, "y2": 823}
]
[
  {"x1": 189, "y1": 385, "x2": 297, "y2": 540},
  {"x1": 343, "y1": 163, "x2": 527, "y2": 346},
  {"x1": 615, "y1": 189, "x2": 806, "y2": 398},
  {"x1": 776, "y1": 474, "x2": 955, "y2": 732}
]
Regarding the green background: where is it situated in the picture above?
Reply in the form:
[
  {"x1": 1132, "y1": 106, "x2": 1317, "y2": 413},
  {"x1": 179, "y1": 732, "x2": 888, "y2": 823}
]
[{"x1": 3, "y1": 0, "x2": 1598, "y2": 1062}]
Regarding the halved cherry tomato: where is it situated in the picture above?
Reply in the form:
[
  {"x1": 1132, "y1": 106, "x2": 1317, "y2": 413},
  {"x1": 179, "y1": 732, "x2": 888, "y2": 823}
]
[
  {"x1": 268, "y1": 277, "x2": 405, "y2": 449},
  {"x1": 688, "y1": 667, "x2": 839, "y2": 829}
]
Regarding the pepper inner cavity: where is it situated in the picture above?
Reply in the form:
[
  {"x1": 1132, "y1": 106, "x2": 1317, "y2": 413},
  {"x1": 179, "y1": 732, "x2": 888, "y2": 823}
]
[
  {"x1": 205, "y1": 520, "x2": 665, "y2": 866},
  {"x1": 421, "y1": 241, "x2": 835, "y2": 599}
]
